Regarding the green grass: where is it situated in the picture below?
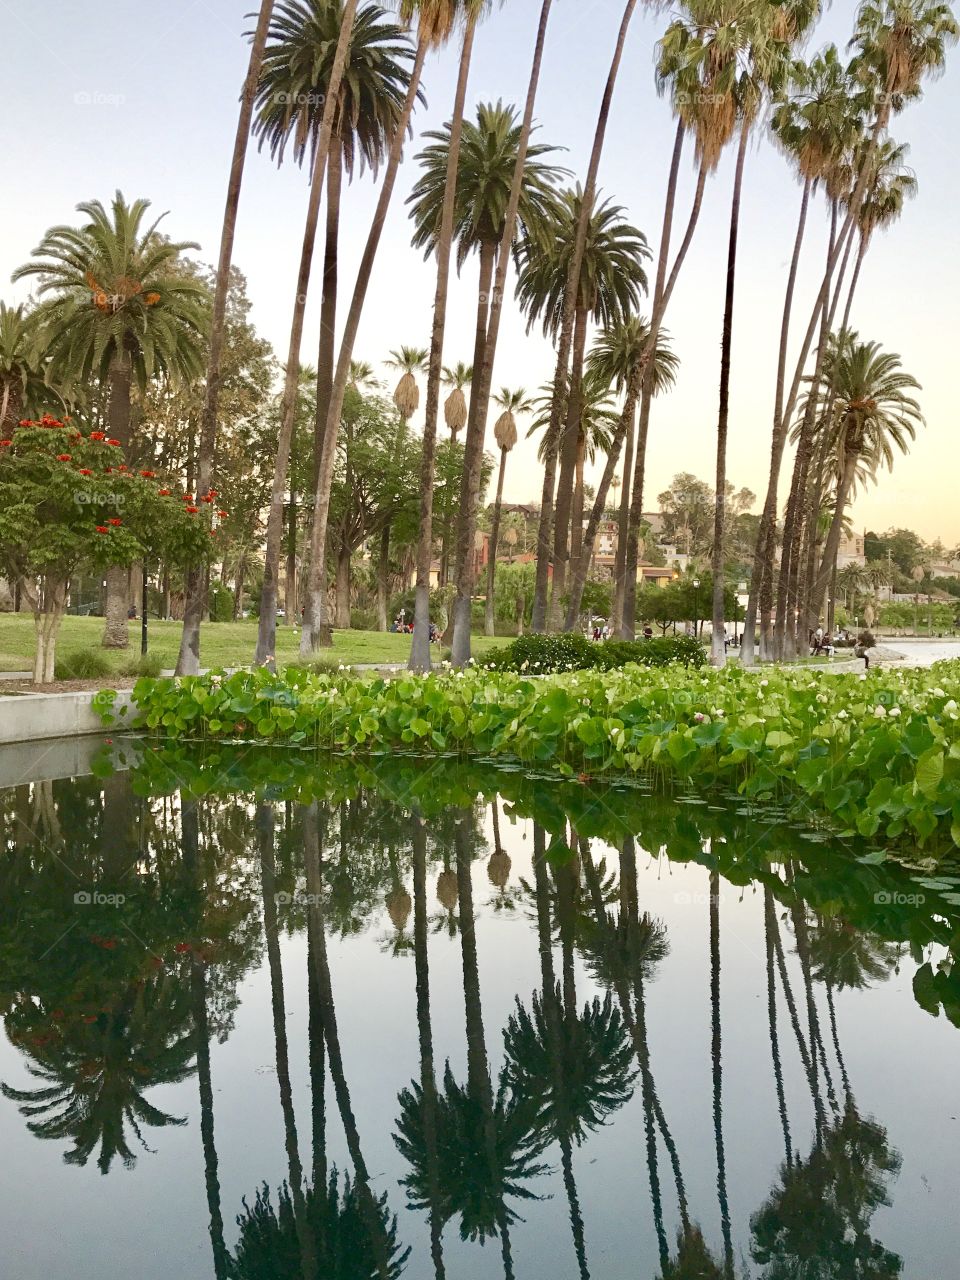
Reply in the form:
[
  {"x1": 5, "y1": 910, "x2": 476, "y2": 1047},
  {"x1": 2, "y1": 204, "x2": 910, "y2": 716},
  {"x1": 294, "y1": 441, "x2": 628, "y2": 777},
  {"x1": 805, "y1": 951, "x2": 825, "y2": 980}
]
[{"x1": 0, "y1": 615, "x2": 501, "y2": 675}]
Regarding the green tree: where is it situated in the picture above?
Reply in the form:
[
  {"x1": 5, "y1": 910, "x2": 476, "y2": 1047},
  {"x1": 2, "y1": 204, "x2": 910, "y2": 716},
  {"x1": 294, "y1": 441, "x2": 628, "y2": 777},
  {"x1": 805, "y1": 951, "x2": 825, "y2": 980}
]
[{"x1": 13, "y1": 191, "x2": 209, "y2": 648}]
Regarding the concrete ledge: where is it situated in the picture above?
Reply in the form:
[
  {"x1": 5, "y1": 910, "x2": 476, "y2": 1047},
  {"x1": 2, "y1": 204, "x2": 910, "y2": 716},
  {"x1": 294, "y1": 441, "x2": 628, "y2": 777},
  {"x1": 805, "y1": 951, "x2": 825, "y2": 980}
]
[{"x1": 0, "y1": 689, "x2": 136, "y2": 746}]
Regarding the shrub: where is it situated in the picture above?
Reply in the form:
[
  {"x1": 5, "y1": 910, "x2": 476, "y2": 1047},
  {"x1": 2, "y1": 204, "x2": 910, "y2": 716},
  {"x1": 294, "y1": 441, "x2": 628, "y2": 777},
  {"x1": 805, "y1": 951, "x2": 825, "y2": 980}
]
[
  {"x1": 54, "y1": 648, "x2": 112, "y2": 680},
  {"x1": 479, "y1": 631, "x2": 706, "y2": 674},
  {"x1": 118, "y1": 650, "x2": 164, "y2": 678}
]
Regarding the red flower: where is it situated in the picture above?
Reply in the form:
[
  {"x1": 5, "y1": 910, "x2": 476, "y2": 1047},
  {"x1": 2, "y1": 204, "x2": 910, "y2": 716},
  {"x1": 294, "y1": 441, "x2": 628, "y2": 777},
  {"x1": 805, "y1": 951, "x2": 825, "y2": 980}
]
[
  {"x1": 0, "y1": 440, "x2": 11, "y2": 448},
  {"x1": 107, "y1": 438, "x2": 121, "y2": 446},
  {"x1": 70, "y1": 432, "x2": 82, "y2": 441},
  {"x1": 95, "y1": 525, "x2": 109, "y2": 534},
  {"x1": 108, "y1": 518, "x2": 122, "y2": 527},
  {"x1": 158, "y1": 488, "x2": 171, "y2": 496},
  {"x1": 208, "y1": 489, "x2": 218, "y2": 497},
  {"x1": 185, "y1": 505, "x2": 199, "y2": 514},
  {"x1": 90, "y1": 431, "x2": 105, "y2": 441},
  {"x1": 216, "y1": 509, "x2": 228, "y2": 518},
  {"x1": 174, "y1": 942, "x2": 191, "y2": 954},
  {"x1": 104, "y1": 467, "x2": 113, "y2": 474},
  {"x1": 117, "y1": 465, "x2": 128, "y2": 472},
  {"x1": 78, "y1": 468, "x2": 92, "y2": 475},
  {"x1": 18, "y1": 419, "x2": 32, "y2": 427},
  {"x1": 182, "y1": 493, "x2": 194, "y2": 502},
  {"x1": 139, "y1": 469, "x2": 155, "y2": 477},
  {"x1": 56, "y1": 453, "x2": 71, "y2": 461}
]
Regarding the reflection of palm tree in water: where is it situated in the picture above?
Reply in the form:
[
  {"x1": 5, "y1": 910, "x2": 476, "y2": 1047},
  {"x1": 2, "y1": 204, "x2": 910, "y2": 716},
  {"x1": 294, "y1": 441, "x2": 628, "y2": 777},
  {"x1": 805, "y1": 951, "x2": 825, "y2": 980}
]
[
  {"x1": 502, "y1": 824, "x2": 638, "y2": 1279},
  {"x1": 395, "y1": 812, "x2": 546, "y2": 1277},
  {"x1": 578, "y1": 834, "x2": 722, "y2": 1277},
  {"x1": 709, "y1": 868, "x2": 734, "y2": 1279},
  {"x1": 232, "y1": 801, "x2": 409, "y2": 1279}
]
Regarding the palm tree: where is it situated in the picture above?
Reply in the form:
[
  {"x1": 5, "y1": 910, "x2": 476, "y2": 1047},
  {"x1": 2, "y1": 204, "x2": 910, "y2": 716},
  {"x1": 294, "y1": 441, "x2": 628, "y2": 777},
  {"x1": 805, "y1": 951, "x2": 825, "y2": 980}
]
[
  {"x1": 484, "y1": 388, "x2": 532, "y2": 636},
  {"x1": 811, "y1": 339, "x2": 922, "y2": 607},
  {"x1": 13, "y1": 192, "x2": 209, "y2": 648},
  {"x1": 0, "y1": 304, "x2": 66, "y2": 431},
  {"x1": 530, "y1": 0, "x2": 643, "y2": 636},
  {"x1": 300, "y1": 0, "x2": 475, "y2": 654},
  {"x1": 441, "y1": 361, "x2": 473, "y2": 443},
  {"x1": 518, "y1": 187, "x2": 649, "y2": 628},
  {"x1": 743, "y1": 43, "x2": 867, "y2": 664},
  {"x1": 253, "y1": 0, "x2": 409, "y2": 668},
  {"x1": 566, "y1": 315, "x2": 679, "y2": 630},
  {"x1": 406, "y1": 94, "x2": 567, "y2": 666},
  {"x1": 175, "y1": 0, "x2": 275, "y2": 676},
  {"x1": 388, "y1": 345, "x2": 430, "y2": 421}
]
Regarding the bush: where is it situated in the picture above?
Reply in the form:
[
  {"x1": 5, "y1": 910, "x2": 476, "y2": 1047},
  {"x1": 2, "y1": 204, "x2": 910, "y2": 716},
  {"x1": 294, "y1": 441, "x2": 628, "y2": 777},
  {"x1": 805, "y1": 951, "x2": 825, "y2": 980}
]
[
  {"x1": 54, "y1": 648, "x2": 112, "y2": 680},
  {"x1": 118, "y1": 650, "x2": 164, "y2": 678},
  {"x1": 479, "y1": 631, "x2": 706, "y2": 674}
]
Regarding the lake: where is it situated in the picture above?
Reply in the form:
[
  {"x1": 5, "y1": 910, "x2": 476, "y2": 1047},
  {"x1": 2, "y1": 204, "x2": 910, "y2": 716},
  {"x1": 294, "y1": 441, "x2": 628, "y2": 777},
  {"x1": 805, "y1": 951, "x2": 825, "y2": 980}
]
[{"x1": 1, "y1": 735, "x2": 958, "y2": 1279}]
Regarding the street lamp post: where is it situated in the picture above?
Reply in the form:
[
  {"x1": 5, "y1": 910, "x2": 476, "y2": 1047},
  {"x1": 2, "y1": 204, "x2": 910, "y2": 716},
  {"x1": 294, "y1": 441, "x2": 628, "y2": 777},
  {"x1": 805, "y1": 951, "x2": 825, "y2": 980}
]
[
  {"x1": 141, "y1": 564, "x2": 149, "y2": 656},
  {"x1": 735, "y1": 579, "x2": 747, "y2": 645},
  {"x1": 693, "y1": 578, "x2": 701, "y2": 638}
]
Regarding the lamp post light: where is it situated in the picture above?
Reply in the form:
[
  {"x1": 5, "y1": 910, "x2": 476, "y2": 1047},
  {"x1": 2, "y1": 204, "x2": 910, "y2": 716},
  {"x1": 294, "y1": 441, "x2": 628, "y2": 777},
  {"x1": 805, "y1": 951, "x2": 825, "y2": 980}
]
[
  {"x1": 693, "y1": 577, "x2": 701, "y2": 638},
  {"x1": 736, "y1": 579, "x2": 747, "y2": 645}
]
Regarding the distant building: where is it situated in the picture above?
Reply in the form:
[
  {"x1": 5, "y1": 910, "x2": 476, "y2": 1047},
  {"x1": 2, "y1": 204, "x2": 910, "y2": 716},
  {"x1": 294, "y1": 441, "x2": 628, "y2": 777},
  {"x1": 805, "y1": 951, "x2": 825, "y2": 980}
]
[{"x1": 836, "y1": 533, "x2": 866, "y2": 569}]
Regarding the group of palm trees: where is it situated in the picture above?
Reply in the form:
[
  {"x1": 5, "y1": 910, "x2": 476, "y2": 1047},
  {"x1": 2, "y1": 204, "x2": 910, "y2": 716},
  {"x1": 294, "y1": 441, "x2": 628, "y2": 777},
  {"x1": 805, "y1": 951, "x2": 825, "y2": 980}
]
[{"x1": 3, "y1": 0, "x2": 954, "y2": 673}]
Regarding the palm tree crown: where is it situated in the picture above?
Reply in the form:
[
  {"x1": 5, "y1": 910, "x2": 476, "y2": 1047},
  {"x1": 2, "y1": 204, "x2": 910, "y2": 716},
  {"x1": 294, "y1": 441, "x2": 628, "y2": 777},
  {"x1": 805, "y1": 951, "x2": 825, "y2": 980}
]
[{"x1": 589, "y1": 315, "x2": 680, "y2": 399}]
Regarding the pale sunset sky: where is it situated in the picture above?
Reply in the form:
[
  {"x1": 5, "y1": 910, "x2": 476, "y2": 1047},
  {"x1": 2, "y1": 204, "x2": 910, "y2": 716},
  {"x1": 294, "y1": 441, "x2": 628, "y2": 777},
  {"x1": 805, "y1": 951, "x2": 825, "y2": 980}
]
[{"x1": 2, "y1": 0, "x2": 958, "y2": 543}]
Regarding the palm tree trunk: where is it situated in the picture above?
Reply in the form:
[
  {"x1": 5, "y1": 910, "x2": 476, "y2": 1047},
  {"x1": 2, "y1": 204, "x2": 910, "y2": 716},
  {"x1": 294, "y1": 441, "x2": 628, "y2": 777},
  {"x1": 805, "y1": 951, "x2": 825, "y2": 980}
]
[
  {"x1": 565, "y1": 368, "x2": 639, "y2": 630},
  {"x1": 571, "y1": 434, "x2": 586, "y2": 567},
  {"x1": 711, "y1": 123, "x2": 749, "y2": 668},
  {"x1": 549, "y1": 307, "x2": 588, "y2": 628},
  {"x1": 485, "y1": 447, "x2": 509, "y2": 637},
  {"x1": 299, "y1": 27, "x2": 431, "y2": 657},
  {"x1": 102, "y1": 348, "x2": 133, "y2": 649},
  {"x1": 315, "y1": 145, "x2": 342, "y2": 485},
  {"x1": 813, "y1": 452, "x2": 859, "y2": 609},
  {"x1": 709, "y1": 870, "x2": 734, "y2": 1278},
  {"x1": 610, "y1": 404, "x2": 636, "y2": 634},
  {"x1": 764, "y1": 886, "x2": 793, "y2": 1166},
  {"x1": 620, "y1": 156, "x2": 708, "y2": 639},
  {"x1": 252, "y1": 6, "x2": 357, "y2": 669},
  {"x1": 444, "y1": 233, "x2": 495, "y2": 650},
  {"x1": 443, "y1": 0, "x2": 556, "y2": 664},
  {"x1": 531, "y1": 0, "x2": 640, "y2": 635},
  {"x1": 285, "y1": 489, "x2": 298, "y2": 623},
  {"x1": 175, "y1": 0, "x2": 276, "y2": 674},
  {"x1": 404, "y1": 23, "x2": 478, "y2": 670},
  {"x1": 335, "y1": 539, "x2": 351, "y2": 629},
  {"x1": 742, "y1": 174, "x2": 812, "y2": 666},
  {"x1": 377, "y1": 521, "x2": 391, "y2": 632}
]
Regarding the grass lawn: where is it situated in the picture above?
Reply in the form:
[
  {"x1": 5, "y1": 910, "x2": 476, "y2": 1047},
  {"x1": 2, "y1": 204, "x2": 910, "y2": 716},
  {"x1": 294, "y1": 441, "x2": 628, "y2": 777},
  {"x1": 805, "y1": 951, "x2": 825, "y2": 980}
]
[{"x1": 0, "y1": 615, "x2": 502, "y2": 674}]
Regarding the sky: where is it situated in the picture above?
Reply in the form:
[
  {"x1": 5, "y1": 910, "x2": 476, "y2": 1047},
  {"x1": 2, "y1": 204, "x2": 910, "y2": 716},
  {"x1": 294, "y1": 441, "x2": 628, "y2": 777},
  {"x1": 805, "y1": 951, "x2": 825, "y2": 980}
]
[{"x1": 2, "y1": 0, "x2": 959, "y2": 545}]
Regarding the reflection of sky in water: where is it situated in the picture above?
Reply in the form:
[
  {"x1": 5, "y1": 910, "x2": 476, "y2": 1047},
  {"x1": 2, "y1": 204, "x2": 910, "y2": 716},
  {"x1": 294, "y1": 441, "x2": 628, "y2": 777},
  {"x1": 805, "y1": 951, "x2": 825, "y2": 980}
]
[{"x1": 1, "y1": 752, "x2": 958, "y2": 1279}]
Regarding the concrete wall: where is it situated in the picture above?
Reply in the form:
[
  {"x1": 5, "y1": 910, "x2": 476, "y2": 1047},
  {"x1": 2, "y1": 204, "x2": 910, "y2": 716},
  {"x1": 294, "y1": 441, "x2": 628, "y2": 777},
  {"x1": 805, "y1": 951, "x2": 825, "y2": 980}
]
[{"x1": 0, "y1": 690, "x2": 136, "y2": 747}]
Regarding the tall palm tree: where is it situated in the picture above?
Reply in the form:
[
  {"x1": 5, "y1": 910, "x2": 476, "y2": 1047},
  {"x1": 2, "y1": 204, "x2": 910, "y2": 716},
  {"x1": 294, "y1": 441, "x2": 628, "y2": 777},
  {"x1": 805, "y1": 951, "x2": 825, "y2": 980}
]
[
  {"x1": 13, "y1": 192, "x2": 209, "y2": 648},
  {"x1": 742, "y1": 43, "x2": 867, "y2": 664},
  {"x1": 517, "y1": 188, "x2": 649, "y2": 627},
  {"x1": 530, "y1": 0, "x2": 643, "y2": 636},
  {"x1": 253, "y1": 0, "x2": 410, "y2": 668},
  {"x1": 566, "y1": 315, "x2": 679, "y2": 630},
  {"x1": 811, "y1": 339, "x2": 922, "y2": 606},
  {"x1": 175, "y1": 0, "x2": 275, "y2": 675},
  {"x1": 388, "y1": 345, "x2": 430, "y2": 421},
  {"x1": 0, "y1": 304, "x2": 66, "y2": 430},
  {"x1": 300, "y1": 0, "x2": 478, "y2": 654},
  {"x1": 406, "y1": 94, "x2": 567, "y2": 664},
  {"x1": 484, "y1": 388, "x2": 532, "y2": 636}
]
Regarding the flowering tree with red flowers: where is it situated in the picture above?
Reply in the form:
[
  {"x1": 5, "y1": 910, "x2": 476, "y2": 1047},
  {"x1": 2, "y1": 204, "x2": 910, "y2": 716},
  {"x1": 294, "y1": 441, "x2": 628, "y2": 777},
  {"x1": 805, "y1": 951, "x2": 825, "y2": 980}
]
[{"x1": 0, "y1": 416, "x2": 214, "y2": 681}]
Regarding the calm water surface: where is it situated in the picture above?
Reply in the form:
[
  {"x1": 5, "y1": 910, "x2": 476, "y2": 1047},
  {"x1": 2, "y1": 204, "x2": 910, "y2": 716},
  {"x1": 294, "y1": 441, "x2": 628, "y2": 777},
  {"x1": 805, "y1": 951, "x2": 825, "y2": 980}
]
[{"x1": 1, "y1": 737, "x2": 959, "y2": 1279}]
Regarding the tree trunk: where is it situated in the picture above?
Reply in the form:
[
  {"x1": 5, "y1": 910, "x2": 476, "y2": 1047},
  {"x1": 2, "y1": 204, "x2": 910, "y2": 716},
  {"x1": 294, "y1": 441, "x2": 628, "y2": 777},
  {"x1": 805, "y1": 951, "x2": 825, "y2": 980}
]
[
  {"x1": 335, "y1": 540, "x2": 351, "y2": 630},
  {"x1": 711, "y1": 123, "x2": 749, "y2": 668},
  {"x1": 548, "y1": 306, "x2": 588, "y2": 629},
  {"x1": 532, "y1": 0, "x2": 639, "y2": 635},
  {"x1": 301, "y1": 35, "x2": 430, "y2": 654},
  {"x1": 741, "y1": 174, "x2": 811, "y2": 666},
  {"x1": 442, "y1": 0, "x2": 556, "y2": 664},
  {"x1": 175, "y1": 0, "x2": 276, "y2": 675},
  {"x1": 285, "y1": 490, "x2": 298, "y2": 624},
  {"x1": 484, "y1": 448, "x2": 509, "y2": 636},
  {"x1": 30, "y1": 576, "x2": 67, "y2": 683},
  {"x1": 621, "y1": 145, "x2": 708, "y2": 639},
  {"x1": 443, "y1": 233, "x2": 495, "y2": 651},
  {"x1": 315, "y1": 145, "x2": 342, "y2": 487},
  {"x1": 610, "y1": 400, "x2": 636, "y2": 634},
  {"x1": 406, "y1": 22, "x2": 478, "y2": 672},
  {"x1": 253, "y1": 8, "x2": 357, "y2": 670},
  {"x1": 377, "y1": 521, "x2": 390, "y2": 632},
  {"x1": 102, "y1": 348, "x2": 133, "y2": 650}
]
